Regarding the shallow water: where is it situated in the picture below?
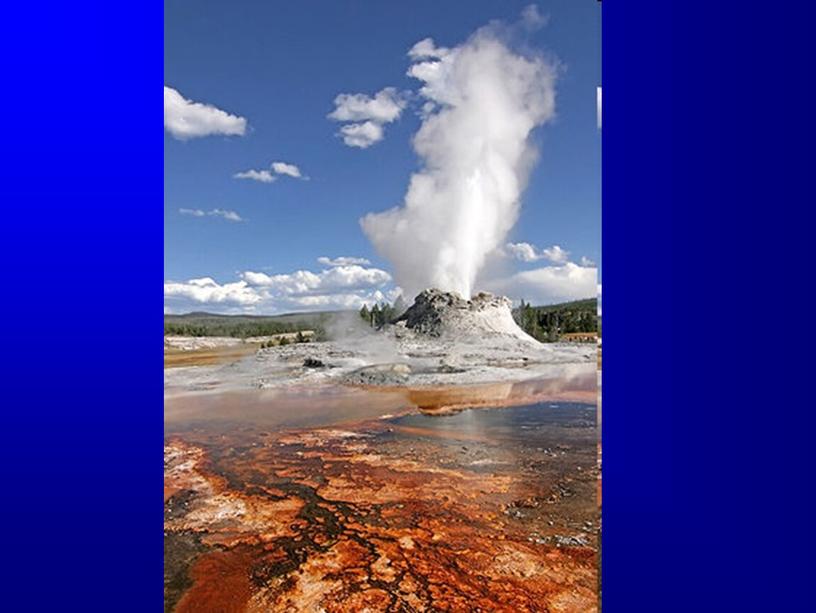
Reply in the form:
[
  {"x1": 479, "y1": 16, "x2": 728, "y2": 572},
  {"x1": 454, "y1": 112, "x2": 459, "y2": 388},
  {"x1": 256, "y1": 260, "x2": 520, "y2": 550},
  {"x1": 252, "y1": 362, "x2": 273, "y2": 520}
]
[
  {"x1": 164, "y1": 365, "x2": 597, "y2": 434},
  {"x1": 391, "y1": 401, "x2": 596, "y2": 445}
]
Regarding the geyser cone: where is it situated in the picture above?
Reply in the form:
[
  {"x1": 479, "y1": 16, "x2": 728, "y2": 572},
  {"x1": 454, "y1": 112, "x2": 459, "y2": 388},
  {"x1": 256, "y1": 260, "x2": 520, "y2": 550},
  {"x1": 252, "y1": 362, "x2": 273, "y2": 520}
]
[{"x1": 395, "y1": 288, "x2": 539, "y2": 343}]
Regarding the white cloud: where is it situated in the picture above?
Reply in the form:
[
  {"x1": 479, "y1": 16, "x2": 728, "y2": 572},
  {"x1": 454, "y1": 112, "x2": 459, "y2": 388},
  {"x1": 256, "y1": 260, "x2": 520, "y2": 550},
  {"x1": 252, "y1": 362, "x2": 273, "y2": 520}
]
[
  {"x1": 504, "y1": 242, "x2": 539, "y2": 263},
  {"x1": 328, "y1": 87, "x2": 406, "y2": 148},
  {"x1": 338, "y1": 121, "x2": 384, "y2": 148},
  {"x1": 164, "y1": 277, "x2": 261, "y2": 307},
  {"x1": 580, "y1": 256, "x2": 596, "y2": 267},
  {"x1": 504, "y1": 242, "x2": 569, "y2": 264},
  {"x1": 179, "y1": 208, "x2": 243, "y2": 222},
  {"x1": 242, "y1": 265, "x2": 391, "y2": 293},
  {"x1": 234, "y1": 169, "x2": 276, "y2": 183},
  {"x1": 278, "y1": 292, "x2": 379, "y2": 310},
  {"x1": 328, "y1": 87, "x2": 406, "y2": 123},
  {"x1": 234, "y1": 161, "x2": 306, "y2": 183},
  {"x1": 271, "y1": 161, "x2": 303, "y2": 178},
  {"x1": 317, "y1": 256, "x2": 372, "y2": 267},
  {"x1": 541, "y1": 245, "x2": 569, "y2": 264},
  {"x1": 484, "y1": 262, "x2": 597, "y2": 305},
  {"x1": 212, "y1": 209, "x2": 243, "y2": 222},
  {"x1": 178, "y1": 208, "x2": 206, "y2": 217},
  {"x1": 165, "y1": 263, "x2": 395, "y2": 314},
  {"x1": 164, "y1": 86, "x2": 247, "y2": 140}
]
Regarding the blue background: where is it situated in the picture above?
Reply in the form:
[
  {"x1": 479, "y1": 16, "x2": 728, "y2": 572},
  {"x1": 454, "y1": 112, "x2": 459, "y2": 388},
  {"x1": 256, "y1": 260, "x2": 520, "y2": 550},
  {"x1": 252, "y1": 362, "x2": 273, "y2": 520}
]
[
  {"x1": 603, "y1": 2, "x2": 815, "y2": 611},
  {"x1": 1, "y1": 1, "x2": 814, "y2": 610}
]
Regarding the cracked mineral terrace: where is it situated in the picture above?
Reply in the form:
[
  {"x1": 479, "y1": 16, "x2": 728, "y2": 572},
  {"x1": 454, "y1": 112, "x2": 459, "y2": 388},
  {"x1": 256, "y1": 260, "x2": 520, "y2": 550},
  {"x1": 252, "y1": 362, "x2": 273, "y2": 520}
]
[{"x1": 165, "y1": 394, "x2": 599, "y2": 612}]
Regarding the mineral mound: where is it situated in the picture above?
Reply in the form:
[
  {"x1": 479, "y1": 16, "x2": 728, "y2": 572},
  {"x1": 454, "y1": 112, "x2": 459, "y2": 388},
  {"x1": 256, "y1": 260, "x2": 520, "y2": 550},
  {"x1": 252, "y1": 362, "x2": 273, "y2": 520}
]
[{"x1": 395, "y1": 288, "x2": 539, "y2": 343}]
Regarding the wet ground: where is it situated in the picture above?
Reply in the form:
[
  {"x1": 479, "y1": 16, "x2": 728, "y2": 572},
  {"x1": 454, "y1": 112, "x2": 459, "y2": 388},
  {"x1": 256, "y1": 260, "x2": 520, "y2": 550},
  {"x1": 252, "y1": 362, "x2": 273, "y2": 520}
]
[{"x1": 165, "y1": 377, "x2": 599, "y2": 612}]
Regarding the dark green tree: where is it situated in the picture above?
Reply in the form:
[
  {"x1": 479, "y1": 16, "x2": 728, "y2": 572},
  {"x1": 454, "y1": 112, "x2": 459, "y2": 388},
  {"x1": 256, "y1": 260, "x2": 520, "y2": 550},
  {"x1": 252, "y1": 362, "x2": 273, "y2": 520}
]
[{"x1": 379, "y1": 301, "x2": 396, "y2": 325}]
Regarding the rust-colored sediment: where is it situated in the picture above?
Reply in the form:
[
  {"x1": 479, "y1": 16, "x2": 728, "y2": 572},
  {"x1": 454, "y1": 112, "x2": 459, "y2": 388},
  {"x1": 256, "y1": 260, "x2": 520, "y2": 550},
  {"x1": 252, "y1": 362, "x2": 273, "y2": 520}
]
[
  {"x1": 164, "y1": 345, "x2": 257, "y2": 368},
  {"x1": 165, "y1": 395, "x2": 599, "y2": 612}
]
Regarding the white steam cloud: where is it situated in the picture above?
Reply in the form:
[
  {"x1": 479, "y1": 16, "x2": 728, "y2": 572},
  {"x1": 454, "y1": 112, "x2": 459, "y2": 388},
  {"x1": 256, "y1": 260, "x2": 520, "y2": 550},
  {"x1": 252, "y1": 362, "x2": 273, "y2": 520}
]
[{"x1": 360, "y1": 25, "x2": 557, "y2": 299}]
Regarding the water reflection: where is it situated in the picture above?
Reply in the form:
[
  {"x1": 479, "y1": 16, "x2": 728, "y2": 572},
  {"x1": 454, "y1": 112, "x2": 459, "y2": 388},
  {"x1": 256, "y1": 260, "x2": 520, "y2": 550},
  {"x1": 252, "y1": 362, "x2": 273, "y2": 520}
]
[{"x1": 165, "y1": 362, "x2": 596, "y2": 434}]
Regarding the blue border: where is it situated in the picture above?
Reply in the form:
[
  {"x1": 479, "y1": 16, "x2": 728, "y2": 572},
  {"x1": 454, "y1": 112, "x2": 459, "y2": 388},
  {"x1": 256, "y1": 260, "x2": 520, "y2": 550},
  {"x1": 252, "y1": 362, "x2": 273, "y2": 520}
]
[
  {"x1": 603, "y1": 2, "x2": 814, "y2": 610},
  {"x1": 2, "y1": 1, "x2": 814, "y2": 609},
  {"x1": 1, "y1": 2, "x2": 163, "y2": 610}
]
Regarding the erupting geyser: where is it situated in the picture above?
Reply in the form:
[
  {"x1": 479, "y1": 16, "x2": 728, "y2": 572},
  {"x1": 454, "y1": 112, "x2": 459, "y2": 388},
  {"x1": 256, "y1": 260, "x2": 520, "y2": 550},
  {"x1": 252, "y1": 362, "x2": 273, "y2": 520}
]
[{"x1": 361, "y1": 24, "x2": 557, "y2": 300}]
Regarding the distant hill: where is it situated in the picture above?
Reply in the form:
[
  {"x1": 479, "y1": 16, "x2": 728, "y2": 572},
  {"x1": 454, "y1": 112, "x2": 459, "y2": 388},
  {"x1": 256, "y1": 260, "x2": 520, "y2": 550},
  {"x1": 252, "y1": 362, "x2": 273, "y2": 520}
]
[
  {"x1": 519, "y1": 298, "x2": 597, "y2": 314},
  {"x1": 164, "y1": 310, "x2": 347, "y2": 338}
]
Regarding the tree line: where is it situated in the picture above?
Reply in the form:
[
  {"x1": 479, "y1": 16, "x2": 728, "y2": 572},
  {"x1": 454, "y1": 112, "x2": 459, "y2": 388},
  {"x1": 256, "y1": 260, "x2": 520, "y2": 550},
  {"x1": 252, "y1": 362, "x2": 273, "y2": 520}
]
[
  {"x1": 358, "y1": 295, "x2": 407, "y2": 328},
  {"x1": 164, "y1": 313, "x2": 330, "y2": 339},
  {"x1": 164, "y1": 320, "x2": 305, "y2": 338},
  {"x1": 513, "y1": 298, "x2": 598, "y2": 342}
]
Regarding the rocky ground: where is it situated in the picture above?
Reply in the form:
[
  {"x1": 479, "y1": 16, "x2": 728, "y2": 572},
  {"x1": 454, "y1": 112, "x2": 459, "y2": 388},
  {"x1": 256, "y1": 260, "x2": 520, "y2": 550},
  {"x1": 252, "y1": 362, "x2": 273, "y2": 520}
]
[
  {"x1": 165, "y1": 291, "x2": 595, "y2": 393},
  {"x1": 165, "y1": 334, "x2": 595, "y2": 394}
]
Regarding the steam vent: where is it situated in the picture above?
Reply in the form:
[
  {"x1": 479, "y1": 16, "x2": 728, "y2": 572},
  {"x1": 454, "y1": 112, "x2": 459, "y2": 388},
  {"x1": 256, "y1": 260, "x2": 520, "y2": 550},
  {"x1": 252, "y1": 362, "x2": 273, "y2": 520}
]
[{"x1": 395, "y1": 289, "x2": 539, "y2": 343}]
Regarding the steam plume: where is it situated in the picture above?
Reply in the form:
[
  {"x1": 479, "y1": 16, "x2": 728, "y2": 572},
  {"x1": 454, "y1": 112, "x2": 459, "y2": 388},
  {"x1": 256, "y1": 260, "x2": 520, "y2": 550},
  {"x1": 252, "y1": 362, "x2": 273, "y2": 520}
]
[{"x1": 361, "y1": 25, "x2": 556, "y2": 299}]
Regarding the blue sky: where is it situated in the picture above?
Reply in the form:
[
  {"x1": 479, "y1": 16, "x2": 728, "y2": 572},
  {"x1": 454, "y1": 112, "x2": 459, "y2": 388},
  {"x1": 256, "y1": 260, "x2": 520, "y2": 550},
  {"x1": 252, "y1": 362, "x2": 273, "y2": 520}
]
[{"x1": 164, "y1": 1, "x2": 600, "y2": 314}]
